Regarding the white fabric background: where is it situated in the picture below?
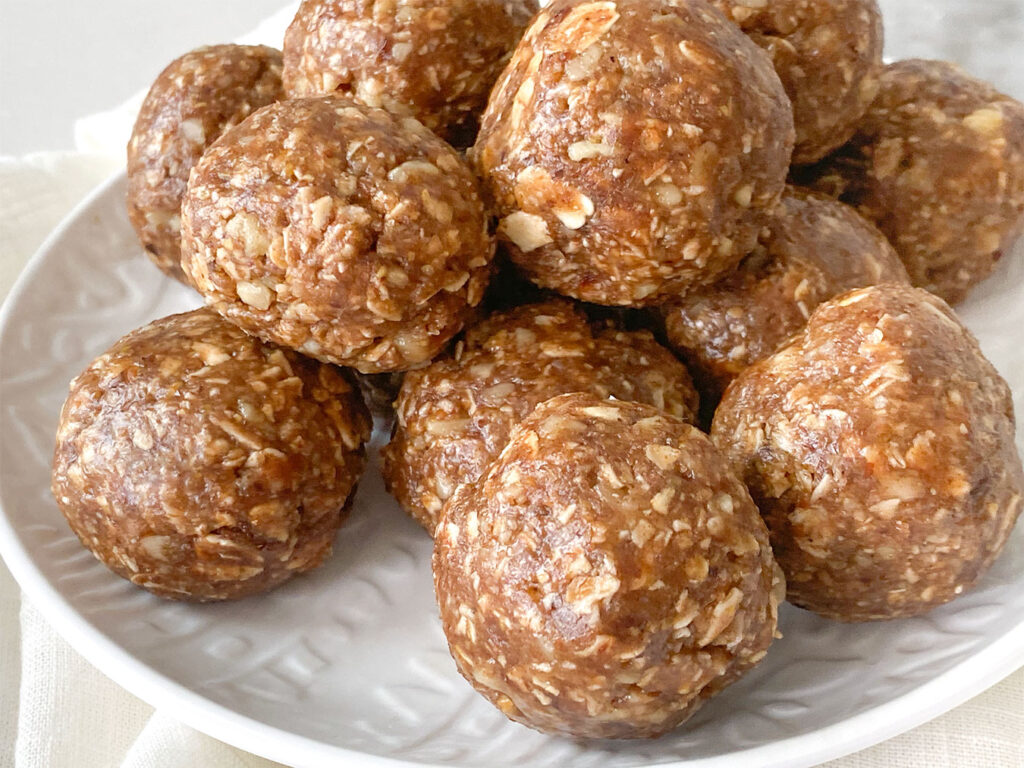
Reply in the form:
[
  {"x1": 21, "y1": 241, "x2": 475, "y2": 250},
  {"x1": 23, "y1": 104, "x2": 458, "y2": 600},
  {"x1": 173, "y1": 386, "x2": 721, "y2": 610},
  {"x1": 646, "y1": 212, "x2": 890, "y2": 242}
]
[{"x1": 1, "y1": 4, "x2": 1023, "y2": 768}]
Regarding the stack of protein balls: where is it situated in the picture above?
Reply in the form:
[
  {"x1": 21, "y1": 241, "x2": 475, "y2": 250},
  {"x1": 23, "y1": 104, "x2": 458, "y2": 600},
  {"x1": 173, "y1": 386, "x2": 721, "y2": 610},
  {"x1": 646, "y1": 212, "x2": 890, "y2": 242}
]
[{"x1": 51, "y1": 0, "x2": 1024, "y2": 741}]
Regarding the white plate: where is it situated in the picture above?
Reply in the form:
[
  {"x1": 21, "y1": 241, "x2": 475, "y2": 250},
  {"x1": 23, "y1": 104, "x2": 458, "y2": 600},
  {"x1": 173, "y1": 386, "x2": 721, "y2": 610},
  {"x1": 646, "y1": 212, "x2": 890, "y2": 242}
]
[
  {"x1": 2, "y1": 172, "x2": 1023, "y2": 768},
  {"x1": 3, "y1": 2, "x2": 1024, "y2": 762}
]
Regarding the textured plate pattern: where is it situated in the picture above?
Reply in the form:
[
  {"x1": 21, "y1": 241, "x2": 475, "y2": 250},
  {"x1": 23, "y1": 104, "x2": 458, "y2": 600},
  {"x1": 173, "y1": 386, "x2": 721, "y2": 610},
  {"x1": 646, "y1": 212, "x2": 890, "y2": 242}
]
[{"x1": 2, "y1": 5, "x2": 1024, "y2": 767}]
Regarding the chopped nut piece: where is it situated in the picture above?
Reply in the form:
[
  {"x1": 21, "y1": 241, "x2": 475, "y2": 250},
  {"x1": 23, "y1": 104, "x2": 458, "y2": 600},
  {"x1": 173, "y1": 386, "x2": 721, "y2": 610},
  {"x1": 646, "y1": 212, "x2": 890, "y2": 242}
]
[
  {"x1": 236, "y1": 281, "x2": 273, "y2": 311},
  {"x1": 963, "y1": 107, "x2": 1004, "y2": 136},
  {"x1": 180, "y1": 118, "x2": 206, "y2": 144},
  {"x1": 653, "y1": 183, "x2": 682, "y2": 207},
  {"x1": 581, "y1": 405, "x2": 622, "y2": 421},
  {"x1": 645, "y1": 443, "x2": 681, "y2": 470},
  {"x1": 549, "y1": 2, "x2": 621, "y2": 53},
  {"x1": 499, "y1": 212, "x2": 553, "y2": 252},
  {"x1": 568, "y1": 140, "x2": 615, "y2": 161},
  {"x1": 138, "y1": 535, "x2": 172, "y2": 561},
  {"x1": 553, "y1": 192, "x2": 595, "y2": 230},
  {"x1": 192, "y1": 341, "x2": 231, "y2": 366}
]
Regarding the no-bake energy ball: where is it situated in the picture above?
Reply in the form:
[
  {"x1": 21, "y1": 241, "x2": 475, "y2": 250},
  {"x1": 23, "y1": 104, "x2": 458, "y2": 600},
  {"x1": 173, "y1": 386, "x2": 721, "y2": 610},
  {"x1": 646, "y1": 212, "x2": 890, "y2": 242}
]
[
  {"x1": 709, "y1": 0, "x2": 883, "y2": 164},
  {"x1": 797, "y1": 60, "x2": 1024, "y2": 305},
  {"x1": 126, "y1": 45, "x2": 284, "y2": 283},
  {"x1": 282, "y1": 0, "x2": 536, "y2": 144},
  {"x1": 473, "y1": 0, "x2": 794, "y2": 306},
  {"x1": 181, "y1": 96, "x2": 494, "y2": 373},
  {"x1": 51, "y1": 309, "x2": 371, "y2": 602},
  {"x1": 711, "y1": 284, "x2": 1024, "y2": 621},
  {"x1": 663, "y1": 186, "x2": 908, "y2": 399},
  {"x1": 383, "y1": 299, "x2": 699, "y2": 531},
  {"x1": 434, "y1": 393, "x2": 784, "y2": 738}
]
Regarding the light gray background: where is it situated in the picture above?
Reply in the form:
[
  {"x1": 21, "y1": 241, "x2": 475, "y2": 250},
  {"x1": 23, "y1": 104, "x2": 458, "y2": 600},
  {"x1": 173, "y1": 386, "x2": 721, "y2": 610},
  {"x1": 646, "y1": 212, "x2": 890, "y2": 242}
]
[
  {"x1": 2, "y1": 0, "x2": 1022, "y2": 156},
  {"x1": 0, "y1": 0, "x2": 288, "y2": 155}
]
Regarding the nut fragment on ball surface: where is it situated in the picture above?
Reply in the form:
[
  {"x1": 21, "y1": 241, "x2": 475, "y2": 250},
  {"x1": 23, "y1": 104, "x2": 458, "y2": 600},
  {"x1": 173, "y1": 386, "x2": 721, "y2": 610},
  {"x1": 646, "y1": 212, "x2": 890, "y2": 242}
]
[
  {"x1": 711, "y1": 283, "x2": 1024, "y2": 621},
  {"x1": 796, "y1": 59, "x2": 1024, "y2": 305},
  {"x1": 472, "y1": 0, "x2": 795, "y2": 306},
  {"x1": 181, "y1": 96, "x2": 494, "y2": 373},
  {"x1": 283, "y1": 0, "x2": 536, "y2": 145},
  {"x1": 662, "y1": 186, "x2": 908, "y2": 399},
  {"x1": 709, "y1": 0, "x2": 883, "y2": 164},
  {"x1": 51, "y1": 309, "x2": 371, "y2": 602},
  {"x1": 126, "y1": 44, "x2": 284, "y2": 284},
  {"x1": 434, "y1": 392, "x2": 783, "y2": 739},
  {"x1": 383, "y1": 299, "x2": 699, "y2": 532}
]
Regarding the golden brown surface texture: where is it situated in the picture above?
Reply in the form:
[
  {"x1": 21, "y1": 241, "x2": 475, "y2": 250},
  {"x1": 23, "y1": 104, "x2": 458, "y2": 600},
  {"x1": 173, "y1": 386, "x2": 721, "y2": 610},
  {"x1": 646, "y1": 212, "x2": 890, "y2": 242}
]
[
  {"x1": 710, "y1": 0, "x2": 883, "y2": 164},
  {"x1": 51, "y1": 309, "x2": 371, "y2": 602},
  {"x1": 282, "y1": 0, "x2": 536, "y2": 145},
  {"x1": 797, "y1": 59, "x2": 1024, "y2": 305},
  {"x1": 434, "y1": 393, "x2": 783, "y2": 738},
  {"x1": 181, "y1": 96, "x2": 494, "y2": 373},
  {"x1": 126, "y1": 45, "x2": 284, "y2": 283},
  {"x1": 472, "y1": 0, "x2": 794, "y2": 306},
  {"x1": 663, "y1": 186, "x2": 908, "y2": 399},
  {"x1": 383, "y1": 299, "x2": 699, "y2": 531},
  {"x1": 711, "y1": 284, "x2": 1024, "y2": 621}
]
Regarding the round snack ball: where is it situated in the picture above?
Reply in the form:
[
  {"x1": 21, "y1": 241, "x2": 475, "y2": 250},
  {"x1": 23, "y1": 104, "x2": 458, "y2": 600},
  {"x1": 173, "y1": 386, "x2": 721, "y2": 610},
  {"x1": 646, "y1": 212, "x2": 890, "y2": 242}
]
[
  {"x1": 434, "y1": 392, "x2": 784, "y2": 739},
  {"x1": 796, "y1": 60, "x2": 1024, "y2": 305},
  {"x1": 709, "y1": 0, "x2": 883, "y2": 164},
  {"x1": 181, "y1": 96, "x2": 494, "y2": 373},
  {"x1": 51, "y1": 308, "x2": 372, "y2": 602},
  {"x1": 282, "y1": 0, "x2": 536, "y2": 145},
  {"x1": 383, "y1": 299, "x2": 699, "y2": 531},
  {"x1": 662, "y1": 186, "x2": 908, "y2": 400},
  {"x1": 126, "y1": 45, "x2": 284, "y2": 283},
  {"x1": 472, "y1": 0, "x2": 794, "y2": 306},
  {"x1": 711, "y1": 284, "x2": 1024, "y2": 621}
]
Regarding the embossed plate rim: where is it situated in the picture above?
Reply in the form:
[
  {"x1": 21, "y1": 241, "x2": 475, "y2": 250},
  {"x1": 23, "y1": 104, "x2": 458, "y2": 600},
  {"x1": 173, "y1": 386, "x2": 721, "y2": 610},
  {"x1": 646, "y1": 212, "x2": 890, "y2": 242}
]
[{"x1": 1, "y1": 171, "x2": 1023, "y2": 768}]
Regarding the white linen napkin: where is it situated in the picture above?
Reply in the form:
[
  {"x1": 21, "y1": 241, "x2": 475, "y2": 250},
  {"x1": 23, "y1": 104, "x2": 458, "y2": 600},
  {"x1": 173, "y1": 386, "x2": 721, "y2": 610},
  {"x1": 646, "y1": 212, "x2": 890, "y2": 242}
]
[
  {"x1": 2, "y1": 7, "x2": 293, "y2": 767},
  {"x1": 0, "y1": 153, "x2": 284, "y2": 768},
  {"x1": 1, "y1": 1, "x2": 1022, "y2": 766}
]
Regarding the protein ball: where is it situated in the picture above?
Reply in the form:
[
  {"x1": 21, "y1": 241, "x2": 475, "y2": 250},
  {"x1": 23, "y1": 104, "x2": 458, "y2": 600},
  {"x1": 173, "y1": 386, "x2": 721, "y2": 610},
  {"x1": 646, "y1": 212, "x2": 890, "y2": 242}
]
[
  {"x1": 181, "y1": 96, "x2": 494, "y2": 373},
  {"x1": 383, "y1": 299, "x2": 699, "y2": 531},
  {"x1": 662, "y1": 186, "x2": 908, "y2": 400},
  {"x1": 434, "y1": 392, "x2": 784, "y2": 739},
  {"x1": 282, "y1": 0, "x2": 536, "y2": 145},
  {"x1": 711, "y1": 284, "x2": 1024, "y2": 621},
  {"x1": 709, "y1": 0, "x2": 883, "y2": 164},
  {"x1": 126, "y1": 45, "x2": 284, "y2": 283},
  {"x1": 51, "y1": 309, "x2": 371, "y2": 602},
  {"x1": 473, "y1": 0, "x2": 794, "y2": 306},
  {"x1": 797, "y1": 60, "x2": 1024, "y2": 305}
]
